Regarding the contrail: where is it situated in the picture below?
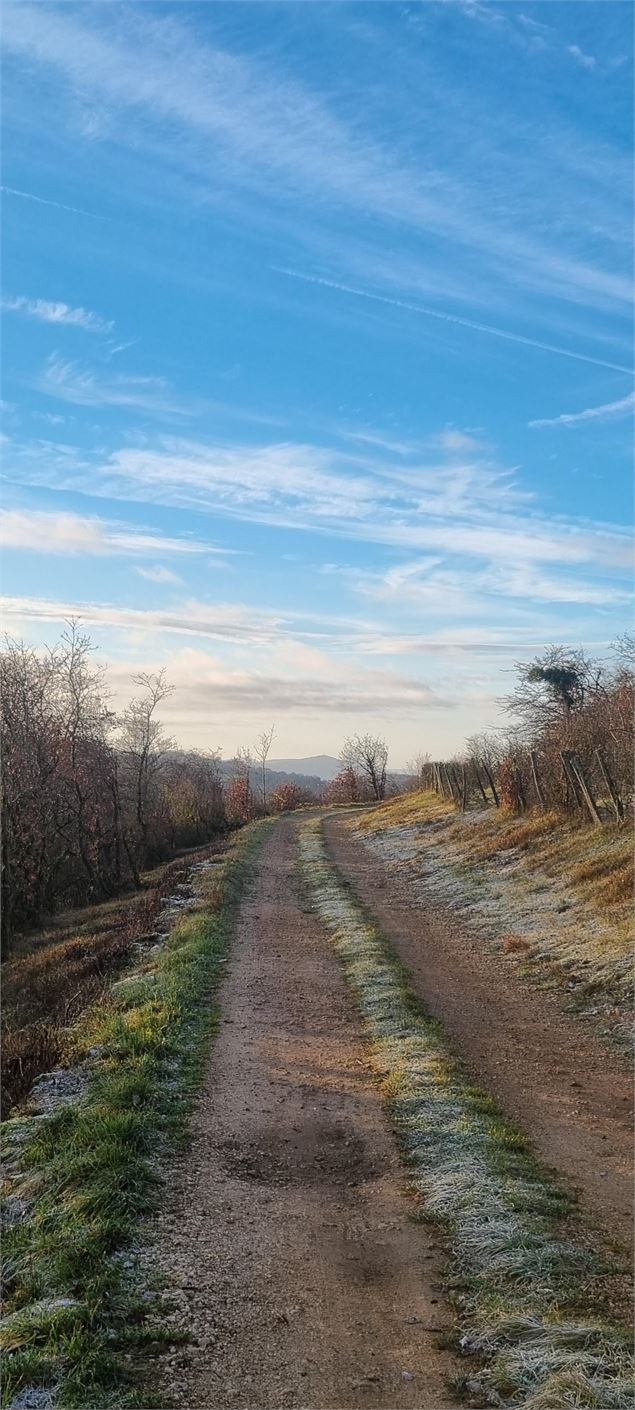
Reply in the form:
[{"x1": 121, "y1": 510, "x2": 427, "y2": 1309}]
[
  {"x1": 275, "y1": 266, "x2": 633, "y2": 376},
  {"x1": 1, "y1": 186, "x2": 104, "y2": 220},
  {"x1": 530, "y1": 389, "x2": 635, "y2": 428}
]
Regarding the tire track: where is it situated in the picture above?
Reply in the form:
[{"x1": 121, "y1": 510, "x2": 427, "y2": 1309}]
[{"x1": 147, "y1": 818, "x2": 458, "y2": 1409}]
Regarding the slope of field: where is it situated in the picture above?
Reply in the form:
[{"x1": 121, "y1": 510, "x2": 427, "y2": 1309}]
[
  {"x1": 350, "y1": 792, "x2": 633, "y2": 1039},
  {"x1": 2, "y1": 846, "x2": 230, "y2": 1119}
]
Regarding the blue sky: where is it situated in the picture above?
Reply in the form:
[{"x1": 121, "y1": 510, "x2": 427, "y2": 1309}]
[{"x1": 1, "y1": 0, "x2": 632, "y2": 764}]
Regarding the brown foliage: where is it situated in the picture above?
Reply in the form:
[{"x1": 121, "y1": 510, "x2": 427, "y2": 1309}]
[
  {"x1": 324, "y1": 766, "x2": 360, "y2": 805},
  {"x1": 1, "y1": 628, "x2": 226, "y2": 951},
  {"x1": 269, "y1": 782, "x2": 306, "y2": 812},
  {"x1": 437, "y1": 643, "x2": 634, "y2": 826}
]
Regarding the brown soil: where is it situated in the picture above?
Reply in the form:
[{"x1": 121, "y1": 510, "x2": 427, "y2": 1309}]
[
  {"x1": 147, "y1": 819, "x2": 458, "y2": 1410},
  {"x1": 324, "y1": 816, "x2": 634, "y2": 1257}
]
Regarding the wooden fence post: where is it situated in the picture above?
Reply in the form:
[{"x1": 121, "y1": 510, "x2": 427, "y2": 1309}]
[
  {"x1": 561, "y1": 750, "x2": 583, "y2": 812},
  {"x1": 481, "y1": 761, "x2": 500, "y2": 808},
  {"x1": 473, "y1": 761, "x2": 489, "y2": 807},
  {"x1": 448, "y1": 765, "x2": 462, "y2": 805},
  {"x1": 564, "y1": 751, "x2": 601, "y2": 825},
  {"x1": 460, "y1": 764, "x2": 469, "y2": 812},
  {"x1": 529, "y1": 750, "x2": 546, "y2": 812},
  {"x1": 594, "y1": 749, "x2": 623, "y2": 823}
]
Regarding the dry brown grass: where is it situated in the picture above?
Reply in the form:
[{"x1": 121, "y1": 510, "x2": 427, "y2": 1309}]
[
  {"x1": 459, "y1": 808, "x2": 562, "y2": 858},
  {"x1": 354, "y1": 790, "x2": 633, "y2": 931},
  {"x1": 569, "y1": 851, "x2": 633, "y2": 904},
  {"x1": 501, "y1": 933, "x2": 531, "y2": 955},
  {"x1": 354, "y1": 789, "x2": 448, "y2": 833}
]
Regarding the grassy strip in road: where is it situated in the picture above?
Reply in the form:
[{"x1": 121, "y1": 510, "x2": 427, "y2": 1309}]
[
  {"x1": 1, "y1": 822, "x2": 271, "y2": 1410},
  {"x1": 300, "y1": 819, "x2": 633, "y2": 1409}
]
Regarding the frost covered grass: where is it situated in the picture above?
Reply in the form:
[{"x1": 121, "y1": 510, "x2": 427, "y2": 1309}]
[
  {"x1": 0, "y1": 823, "x2": 270, "y2": 1410},
  {"x1": 300, "y1": 820, "x2": 633, "y2": 1409},
  {"x1": 354, "y1": 792, "x2": 633, "y2": 1034}
]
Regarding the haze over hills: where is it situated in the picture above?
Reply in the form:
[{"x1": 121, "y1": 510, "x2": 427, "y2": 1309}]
[{"x1": 268, "y1": 755, "x2": 341, "y2": 782}]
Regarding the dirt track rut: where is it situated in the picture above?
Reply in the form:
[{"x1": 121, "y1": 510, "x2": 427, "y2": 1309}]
[
  {"x1": 150, "y1": 819, "x2": 457, "y2": 1409},
  {"x1": 324, "y1": 814, "x2": 634, "y2": 1256}
]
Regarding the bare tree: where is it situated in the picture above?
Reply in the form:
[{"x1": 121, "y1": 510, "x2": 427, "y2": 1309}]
[
  {"x1": 405, "y1": 752, "x2": 430, "y2": 791},
  {"x1": 119, "y1": 670, "x2": 174, "y2": 865},
  {"x1": 340, "y1": 733, "x2": 388, "y2": 801},
  {"x1": 504, "y1": 647, "x2": 601, "y2": 733},
  {"x1": 254, "y1": 724, "x2": 276, "y2": 813},
  {"x1": 0, "y1": 629, "x2": 232, "y2": 950},
  {"x1": 226, "y1": 746, "x2": 253, "y2": 826}
]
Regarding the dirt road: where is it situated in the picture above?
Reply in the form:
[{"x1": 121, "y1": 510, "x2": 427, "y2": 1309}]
[
  {"x1": 150, "y1": 819, "x2": 457, "y2": 1410},
  {"x1": 324, "y1": 815, "x2": 634, "y2": 1255}
]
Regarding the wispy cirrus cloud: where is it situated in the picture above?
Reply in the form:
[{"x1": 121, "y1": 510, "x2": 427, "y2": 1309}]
[
  {"x1": 2, "y1": 1, "x2": 630, "y2": 330},
  {"x1": 324, "y1": 549, "x2": 631, "y2": 614},
  {"x1": 0, "y1": 595, "x2": 450, "y2": 715},
  {"x1": 6, "y1": 427, "x2": 631, "y2": 598},
  {"x1": 2, "y1": 294, "x2": 113, "y2": 333},
  {"x1": 134, "y1": 564, "x2": 183, "y2": 584},
  {"x1": 38, "y1": 354, "x2": 192, "y2": 416},
  {"x1": 0, "y1": 593, "x2": 296, "y2": 649},
  {"x1": 529, "y1": 389, "x2": 635, "y2": 428},
  {"x1": 452, "y1": 6, "x2": 600, "y2": 72},
  {"x1": 0, "y1": 507, "x2": 224, "y2": 558},
  {"x1": 567, "y1": 44, "x2": 596, "y2": 71}
]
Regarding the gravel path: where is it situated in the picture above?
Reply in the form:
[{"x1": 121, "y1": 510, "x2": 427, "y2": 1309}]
[
  {"x1": 324, "y1": 815, "x2": 634, "y2": 1257},
  {"x1": 147, "y1": 819, "x2": 457, "y2": 1410}
]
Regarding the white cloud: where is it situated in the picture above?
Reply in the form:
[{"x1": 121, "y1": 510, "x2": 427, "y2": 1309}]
[
  {"x1": 567, "y1": 44, "x2": 596, "y2": 71},
  {"x1": 7, "y1": 429, "x2": 632, "y2": 582},
  {"x1": 434, "y1": 429, "x2": 484, "y2": 454},
  {"x1": 134, "y1": 564, "x2": 183, "y2": 584},
  {"x1": 529, "y1": 389, "x2": 635, "y2": 428},
  {"x1": 0, "y1": 594, "x2": 289, "y2": 646},
  {"x1": 39, "y1": 354, "x2": 192, "y2": 416},
  {"x1": 326, "y1": 550, "x2": 632, "y2": 614},
  {"x1": 0, "y1": 509, "x2": 106, "y2": 555},
  {"x1": 34, "y1": 411, "x2": 67, "y2": 426},
  {"x1": 2, "y1": 1, "x2": 630, "y2": 324},
  {"x1": 483, "y1": 563, "x2": 632, "y2": 607},
  {"x1": 0, "y1": 507, "x2": 223, "y2": 558},
  {"x1": 2, "y1": 294, "x2": 112, "y2": 333}
]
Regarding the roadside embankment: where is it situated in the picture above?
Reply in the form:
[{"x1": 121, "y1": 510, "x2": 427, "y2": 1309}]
[{"x1": 1, "y1": 824, "x2": 269, "y2": 1410}]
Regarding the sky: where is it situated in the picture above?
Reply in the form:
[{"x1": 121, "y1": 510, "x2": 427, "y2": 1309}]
[{"x1": 1, "y1": 0, "x2": 633, "y2": 767}]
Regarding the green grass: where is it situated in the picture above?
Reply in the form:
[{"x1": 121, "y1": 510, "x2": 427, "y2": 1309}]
[
  {"x1": 300, "y1": 819, "x2": 633, "y2": 1409},
  {"x1": 1, "y1": 822, "x2": 270, "y2": 1410}
]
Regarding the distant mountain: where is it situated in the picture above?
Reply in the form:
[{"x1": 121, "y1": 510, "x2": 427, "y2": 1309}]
[
  {"x1": 217, "y1": 758, "x2": 326, "y2": 796},
  {"x1": 268, "y1": 754, "x2": 341, "y2": 781}
]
